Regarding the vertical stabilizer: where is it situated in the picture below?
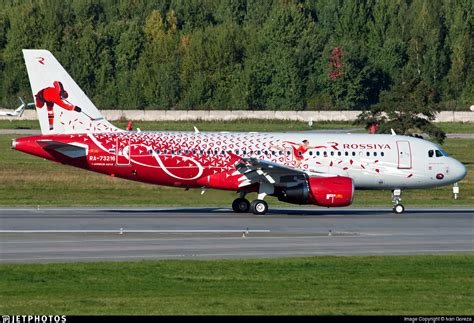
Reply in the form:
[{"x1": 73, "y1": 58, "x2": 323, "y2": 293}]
[{"x1": 22, "y1": 49, "x2": 120, "y2": 135}]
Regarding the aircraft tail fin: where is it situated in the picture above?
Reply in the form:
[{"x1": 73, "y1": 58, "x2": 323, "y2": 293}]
[{"x1": 22, "y1": 49, "x2": 120, "y2": 135}]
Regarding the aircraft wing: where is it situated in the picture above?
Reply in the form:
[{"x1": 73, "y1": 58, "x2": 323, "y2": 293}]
[
  {"x1": 232, "y1": 155, "x2": 340, "y2": 188},
  {"x1": 232, "y1": 157, "x2": 307, "y2": 188}
]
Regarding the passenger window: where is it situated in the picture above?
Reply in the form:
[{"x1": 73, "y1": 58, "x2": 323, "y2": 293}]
[
  {"x1": 316, "y1": 151, "x2": 320, "y2": 156},
  {"x1": 366, "y1": 152, "x2": 370, "y2": 157},
  {"x1": 287, "y1": 151, "x2": 291, "y2": 156},
  {"x1": 435, "y1": 150, "x2": 443, "y2": 157},
  {"x1": 221, "y1": 150, "x2": 225, "y2": 155},
  {"x1": 309, "y1": 151, "x2": 313, "y2": 156},
  {"x1": 323, "y1": 151, "x2": 327, "y2": 156},
  {"x1": 345, "y1": 151, "x2": 348, "y2": 156},
  {"x1": 352, "y1": 152, "x2": 356, "y2": 156},
  {"x1": 330, "y1": 151, "x2": 334, "y2": 156},
  {"x1": 381, "y1": 152, "x2": 384, "y2": 157},
  {"x1": 428, "y1": 150, "x2": 434, "y2": 158},
  {"x1": 156, "y1": 149, "x2": 161, "y2": 154},
  {"x1": 298, "y1": 151, "x2": 302, "y2": 156},
  {"x1": 338, "y1": 151, "x2": 341, "y2": 156}
]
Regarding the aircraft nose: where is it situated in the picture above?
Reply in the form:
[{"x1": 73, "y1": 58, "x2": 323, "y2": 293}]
[{"x1": 452, "y1": 159, "x2": 467, "y2": 182}]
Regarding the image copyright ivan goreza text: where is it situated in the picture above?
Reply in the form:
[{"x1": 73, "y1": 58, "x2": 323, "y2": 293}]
[{"x1": 405, "y1": 317, "x2": 473, "y2": 323}]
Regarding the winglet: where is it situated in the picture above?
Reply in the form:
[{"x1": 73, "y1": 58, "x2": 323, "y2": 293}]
[{"x1": 391, "y1": 128, "x2": 396, "y2": 135}]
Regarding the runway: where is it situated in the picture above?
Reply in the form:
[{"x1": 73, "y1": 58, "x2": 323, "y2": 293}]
[{"x1": 0, "y1": 207, "x2": 472, "y2": 263}]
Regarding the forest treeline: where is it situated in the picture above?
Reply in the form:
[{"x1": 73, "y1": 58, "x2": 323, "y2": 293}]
[{"x1": 0, "y1": 0, "x2": 472, "y2": 111}]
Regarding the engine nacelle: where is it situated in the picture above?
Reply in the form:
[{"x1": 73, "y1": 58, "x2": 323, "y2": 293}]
[
  {"x1": 274, "y1": 176, "x2": 354, "y2": 207},
  {"x1": 307, "y1": 176, "x2": 354, "y2": 207}
]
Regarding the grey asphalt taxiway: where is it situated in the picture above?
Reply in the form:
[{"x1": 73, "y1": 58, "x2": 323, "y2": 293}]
[{"x1": 0, "y1": 207, "x2": 472, "y2": 263}]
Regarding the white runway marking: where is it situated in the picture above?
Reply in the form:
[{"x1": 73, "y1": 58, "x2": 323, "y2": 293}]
[{"x1": 0, "y1": 229, "x2": 270, "y2": 234}]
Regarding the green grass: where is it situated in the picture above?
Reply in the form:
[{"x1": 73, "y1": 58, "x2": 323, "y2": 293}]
[
  {"x1": 436, "y1": 122, "x2": 474, "y2": 134},
  {"x1": 0, "y1": 119, "x2": 472, "y2": 133},
  {"x1": 0, "y1": 255, "x2": 472, "y2": 315},
  {"x1": 0, "y1": 119, "x2": 356, "y2": 132},
  {"x1": 0, "y1": 135, "x2": 472, "y2": 207}
]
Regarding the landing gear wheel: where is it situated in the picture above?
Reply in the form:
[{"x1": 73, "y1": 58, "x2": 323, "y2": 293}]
[
  {"x1": 393, "y1": 204, "x2": 405, "y2": 214},
  {"x1": 250, "y1": 199, "x2": 268, "y2": 215},
  {"x1": 232, "y1": 198, "x2": 250, "y2": 213}
]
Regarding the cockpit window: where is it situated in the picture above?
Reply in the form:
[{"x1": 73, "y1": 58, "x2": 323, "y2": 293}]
[
  {"x1": 438, "y1": 148, "x2": 449, "y2": 157},
  {"x1": 428, "y1": 150, "x2": 434, "y2": 158},
  {"x1": 435, "y1": 150, "x2": 443, "y2": 157}
]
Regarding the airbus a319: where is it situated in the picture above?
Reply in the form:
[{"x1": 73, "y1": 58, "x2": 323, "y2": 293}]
[{"x1": 12, "y1": 50, "x2": 467, "y2": 214}]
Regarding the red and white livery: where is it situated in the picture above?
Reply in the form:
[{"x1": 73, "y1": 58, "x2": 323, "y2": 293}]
[{"x1": 13, "y1": 50, "x2": 467, "y2": 214}]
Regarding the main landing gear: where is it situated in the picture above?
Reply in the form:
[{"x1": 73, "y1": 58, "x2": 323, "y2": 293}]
[
  {"x1": 392, "y1": 189, "x2": 405, "y2": 214},
  {"x1": 232, "y1": 197, "x2": 250, "y2": 213},
  {"x1": 232, "y1": 186, "x2": 272, "y2": 215}
]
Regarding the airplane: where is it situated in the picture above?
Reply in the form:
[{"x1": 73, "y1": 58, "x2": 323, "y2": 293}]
[
  {"x1": 12, "y1": 50, "x2": 467, "y2": 214},
  {"x1": 0, "y1": 98, "x2": 35, "y2": 117}
]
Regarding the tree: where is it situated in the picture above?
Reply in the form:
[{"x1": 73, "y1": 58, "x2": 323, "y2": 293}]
[
  {"x1": 357, "y1": 71, "x2": 446, "y2": 144},
  {"x1": 137, "y1": 9, "x2": 181, "y2": 109}
]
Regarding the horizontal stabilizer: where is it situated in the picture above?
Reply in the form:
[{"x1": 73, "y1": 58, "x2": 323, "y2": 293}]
[{"x1": 36, "y1": 140, "x2": 88, "y2": 158}]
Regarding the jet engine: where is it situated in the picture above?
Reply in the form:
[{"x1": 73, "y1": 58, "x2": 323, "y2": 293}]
[{"x1": 275, "y1": 176, "x2": 354, "y2": 207}]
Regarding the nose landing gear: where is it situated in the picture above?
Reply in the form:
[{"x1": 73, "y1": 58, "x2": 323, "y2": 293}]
[{"x1": 392, "y1": 189, "x2": 404, "y2": 214}]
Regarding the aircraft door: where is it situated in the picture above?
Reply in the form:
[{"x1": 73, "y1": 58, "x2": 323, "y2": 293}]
[
  {"x1": 116, "y1": 137, "x2": 131, "y2": 166},
  {"x1": 396, "y1": 141, "x2": 412, "y2": 169}
]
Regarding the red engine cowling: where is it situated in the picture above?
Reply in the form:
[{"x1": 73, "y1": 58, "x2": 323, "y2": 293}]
[{"x1": 307, "y1": 176, "x2": 354, "y2": 207}]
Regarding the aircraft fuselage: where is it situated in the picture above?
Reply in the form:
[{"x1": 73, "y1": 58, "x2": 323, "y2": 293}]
[{"x1": 13, "y1": 131, "x2": 466, "y2": 192}]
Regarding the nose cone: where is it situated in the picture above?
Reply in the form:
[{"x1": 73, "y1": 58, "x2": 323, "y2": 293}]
[{"x1": 452, "y1": 159, "x2": 467, "y2": 182}]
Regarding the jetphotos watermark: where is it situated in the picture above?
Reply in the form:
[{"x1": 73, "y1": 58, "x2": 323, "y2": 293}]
[{"x1": 1, "y1": 316, "x2": 66, "y2": 323}]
